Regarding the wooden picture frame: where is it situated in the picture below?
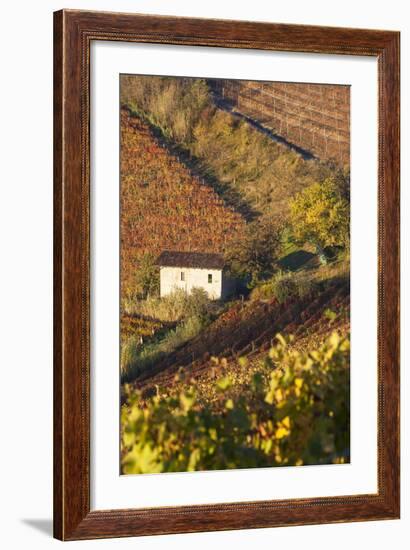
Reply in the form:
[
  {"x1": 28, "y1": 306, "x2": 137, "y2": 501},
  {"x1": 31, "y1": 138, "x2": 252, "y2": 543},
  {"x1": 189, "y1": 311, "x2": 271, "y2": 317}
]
[{"x1": 54, "y1": 9, "x2": 400, "y2": 541}]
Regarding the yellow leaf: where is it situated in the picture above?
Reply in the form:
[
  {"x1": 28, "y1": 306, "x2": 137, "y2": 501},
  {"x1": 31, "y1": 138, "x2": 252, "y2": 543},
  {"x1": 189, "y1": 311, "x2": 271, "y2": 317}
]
[
  {"x1": 275, "y1": 427, "x2": 289, "y2": 439},
  {"x1": 282, "y1": 416, "x2": 290, "y2": 429},
  {"x1": 329, "y1": 332, "x2": 340, "y2": 348},
  {"x1": 216, "y1": 376, "x2": 232, "y2": 391},
  {"x1": 275, "y1": 389, "x2": 283, "y2": 402},
  {"x1": 238, "y1": 356, "x2": 248, "y2": 368},
  {"x1": 179, "y1": 392, "x2": 196, "y2": 412},
  {"x1": 265, "y1": 390, "x2": 275, "y2": 405},
  {"x1": 295, "y1": 378, "x2": 303, "y2": 389},
  {"x1": 209, "y1": 428, "x2": 217, "y2": 441}
]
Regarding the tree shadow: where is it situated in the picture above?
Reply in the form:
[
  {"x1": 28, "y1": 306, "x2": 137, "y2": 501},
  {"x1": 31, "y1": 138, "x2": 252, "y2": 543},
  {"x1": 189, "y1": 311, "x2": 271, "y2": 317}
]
[
  {"x1": 21, "y1": 519, "x2": 53, "y2": 537},
  {"x1": 124, "y1": 106, "x2": 260, "y2": 222},
  {"x1": 277, "y1": 250, "x2": 316, "y2": 271},
  {"x1": 212, "y1": 95, "x2": 316, "y2": 161}
]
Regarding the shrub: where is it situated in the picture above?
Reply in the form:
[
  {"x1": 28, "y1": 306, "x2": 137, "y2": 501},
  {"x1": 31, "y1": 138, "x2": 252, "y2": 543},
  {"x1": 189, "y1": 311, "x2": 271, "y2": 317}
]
[
  {"x1": 250, "y1": 270, "x2": 316, "y2": 303},
  {"x1": 121, "y1": 336, "x2": 140, "y2": 378},
  {"x1": 133, "y1": 253, "x2": 160, "y2": 299},
  {"x1": 121, "y1": 76, "x2": 210, "y2": 146},
  {"x1": 249, "y1": 281, "x2": 275, "y2": 301},
  {"x1": 121, "y1": 332, "x2": 350, "y2": 473},
  {"x1": 121, "y1": 315, "x2": 207, "y2": 382},
  {"x1": 128, "y1": 288, "x2": 212, "y2": 323}
]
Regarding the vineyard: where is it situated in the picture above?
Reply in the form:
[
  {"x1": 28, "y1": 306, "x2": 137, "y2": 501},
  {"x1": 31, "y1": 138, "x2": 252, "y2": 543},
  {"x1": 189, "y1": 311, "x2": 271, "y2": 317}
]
[
  {"x1": 120, "y1": 109, "x2": 245, "y2": 300},
  {"x1": 120, "y1": 75, "x2": 345, "y2": 224},
  {"x1": 121, "y1": 314, "x2": 166, "y2": 345},
  {"x1": 119, "y1": 76, "x2": 350, "y2": 473},
  {"x1": 129, "y1": 271, "x2": 349, "y2": 401},
  {"x1": 210, "y1": 79, "x2": 350, "y2": 167},
  {"x1": 121, "y1": 282, "x2": 350, "y2": 473},
  {"x1": 122, "y1": 332, "x2": 350, "y2": 473}
]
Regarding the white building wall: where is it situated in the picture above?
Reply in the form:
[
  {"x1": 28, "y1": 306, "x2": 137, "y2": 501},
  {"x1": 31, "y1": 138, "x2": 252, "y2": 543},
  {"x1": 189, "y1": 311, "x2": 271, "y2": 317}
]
[{"x1": 160, "y1": 266, "x2": 223, "y2": 299}]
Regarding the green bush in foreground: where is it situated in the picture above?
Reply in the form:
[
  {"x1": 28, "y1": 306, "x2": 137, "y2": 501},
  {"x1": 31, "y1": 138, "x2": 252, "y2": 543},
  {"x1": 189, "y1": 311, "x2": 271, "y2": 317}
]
[{"x1": 121, "y1": 332, "x2": 350, "y2": 474}]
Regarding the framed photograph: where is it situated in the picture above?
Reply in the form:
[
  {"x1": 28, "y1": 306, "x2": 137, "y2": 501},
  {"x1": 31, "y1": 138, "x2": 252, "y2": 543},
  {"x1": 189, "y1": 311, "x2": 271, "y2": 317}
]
[{"x1": 54, "y1": 9, "x2": 400, "y2": 540}]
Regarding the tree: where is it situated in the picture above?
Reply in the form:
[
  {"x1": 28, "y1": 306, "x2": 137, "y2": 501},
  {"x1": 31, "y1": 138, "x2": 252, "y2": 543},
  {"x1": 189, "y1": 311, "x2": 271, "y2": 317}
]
[
  {"x1": 134, "y1": 253, "x2": 160, "y2": 299},
  {"x1": 289, "y1": 178, "x2": 349, "y2": 256},
  {"x1": 225, "y1": 219, "x2": 282, "y2": 287}
]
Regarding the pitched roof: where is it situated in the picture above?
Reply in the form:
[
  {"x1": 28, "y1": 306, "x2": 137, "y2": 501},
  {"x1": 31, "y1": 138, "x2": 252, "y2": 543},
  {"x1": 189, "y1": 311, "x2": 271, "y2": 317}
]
[{"x1": 156, "y1": 250, "x2": 225, "y2": 270}]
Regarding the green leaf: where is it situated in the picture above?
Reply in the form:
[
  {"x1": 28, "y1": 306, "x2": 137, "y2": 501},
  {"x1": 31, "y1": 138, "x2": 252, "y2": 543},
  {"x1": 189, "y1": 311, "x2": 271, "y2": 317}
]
[{"x1": 216, "y1": 376, "x2": 232, "y2": 392}]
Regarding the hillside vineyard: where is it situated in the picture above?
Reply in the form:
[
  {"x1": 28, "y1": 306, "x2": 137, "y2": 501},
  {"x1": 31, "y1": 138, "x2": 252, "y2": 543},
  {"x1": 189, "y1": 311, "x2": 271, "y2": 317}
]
[
  {"x1": 119, "y1": 75, "x2": 351, "y2": 475},
  {"x1": 120, "y1": 109, "x2": 244, "y2": 298},
  {"x1": 210, "y1": 80, "x2": 350, "y2": 167}
]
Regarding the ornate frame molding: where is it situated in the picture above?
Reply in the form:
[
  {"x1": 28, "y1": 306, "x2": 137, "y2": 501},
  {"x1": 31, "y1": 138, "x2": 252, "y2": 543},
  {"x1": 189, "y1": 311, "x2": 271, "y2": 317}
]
[{"x1": 54, "y1": 9, "x2": 400, "y2": 540}]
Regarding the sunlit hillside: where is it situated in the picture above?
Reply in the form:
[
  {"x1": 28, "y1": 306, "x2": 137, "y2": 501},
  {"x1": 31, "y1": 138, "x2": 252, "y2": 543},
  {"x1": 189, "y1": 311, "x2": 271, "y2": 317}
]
[{"x1": 120, "y1": 109, "x2": 245, "y2": 301}]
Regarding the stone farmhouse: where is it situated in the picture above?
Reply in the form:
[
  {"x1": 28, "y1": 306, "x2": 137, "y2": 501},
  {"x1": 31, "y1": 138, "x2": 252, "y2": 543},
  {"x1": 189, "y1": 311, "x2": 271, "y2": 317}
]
[{"x1": 156, "y1": 251, "x2": 234, "y2": 300}]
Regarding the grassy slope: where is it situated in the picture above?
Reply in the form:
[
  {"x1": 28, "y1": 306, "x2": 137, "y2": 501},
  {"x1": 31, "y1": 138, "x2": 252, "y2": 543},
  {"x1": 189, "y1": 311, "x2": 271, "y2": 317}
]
[
  {"x1": 120, "y1": 75, "x2": 343, "y2": 223},
  {"x1": 209, "y1": 79, "x2": 350, "y2": 167}
]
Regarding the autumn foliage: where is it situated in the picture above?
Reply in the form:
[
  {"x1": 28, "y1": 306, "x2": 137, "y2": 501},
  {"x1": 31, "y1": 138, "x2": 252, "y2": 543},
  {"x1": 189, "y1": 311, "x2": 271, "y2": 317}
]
[
  {"x1": 122, "y1": 332, "x2": 350, "y2": 473},
  {"x1": 121, "y1": 109, "x2": 244, "y2": 301},
  {"x1": 119, "y1": 76, "x2": 351, "y2": 475},
  {"x1": 289, "y1": 178, "x2": 350, "y2": 251},
  {"x1": 121, "y1": 76, "x2": 342, "y2": 223}
]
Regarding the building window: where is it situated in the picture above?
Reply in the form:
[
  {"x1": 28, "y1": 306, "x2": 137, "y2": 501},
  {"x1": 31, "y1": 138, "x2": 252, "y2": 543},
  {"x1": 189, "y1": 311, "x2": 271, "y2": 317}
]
[
  {"x1": 208, "y1": 273, "x2": 212, "y2": 284},
  {"x1": 181, "y1": 271, "x2": 185, "y2": 281}
]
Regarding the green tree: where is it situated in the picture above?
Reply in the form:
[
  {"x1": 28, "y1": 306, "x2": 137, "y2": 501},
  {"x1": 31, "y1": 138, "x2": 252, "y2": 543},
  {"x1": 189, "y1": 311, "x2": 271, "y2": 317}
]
[
  {"x1": 134, "y1": 253, "x2": 160, "y2": 299},
  {"x1": 225, "y1": 219, "x2": 283, "y2": 287},
  {"x1": 289, "y1": 178, "x2": 349, "y2": 257}
]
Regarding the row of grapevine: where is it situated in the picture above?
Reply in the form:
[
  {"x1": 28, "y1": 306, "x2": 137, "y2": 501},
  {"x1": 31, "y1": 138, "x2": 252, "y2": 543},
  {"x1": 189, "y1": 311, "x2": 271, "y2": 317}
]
[
  {"x1": 132, "y1": 278, "x2": 350, "y2": 392},
  {"x1": 210, "y1": 79, "x2": 350, "y2": 167},
  {"x1": 121, "y1": 109, "x2": 245, "y2": 299}
]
